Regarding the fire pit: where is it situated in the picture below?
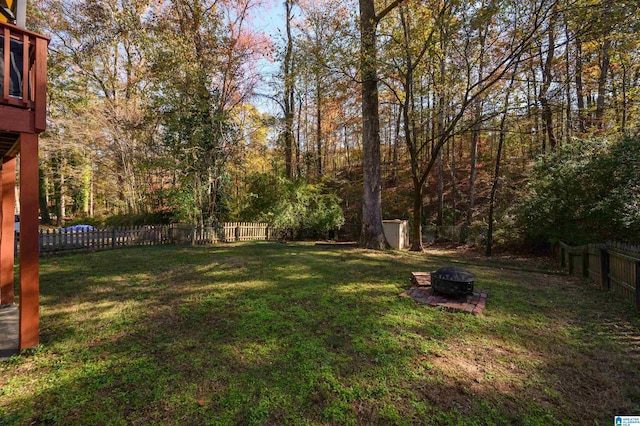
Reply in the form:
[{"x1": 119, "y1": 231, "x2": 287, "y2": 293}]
[{"x1": 430, "y1": 267, "x2": 475, "y2": 297}]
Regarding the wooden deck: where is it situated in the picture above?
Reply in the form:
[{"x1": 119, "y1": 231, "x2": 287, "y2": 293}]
[{"x1": 0, "y1": 20, "x2": 48, "y2": 351}]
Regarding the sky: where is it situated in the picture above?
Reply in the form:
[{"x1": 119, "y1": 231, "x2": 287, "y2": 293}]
[
  {"x1": 254, "y1": 0, "x2": 284, "y2": 39},
  {"x1": 252, "y1": 0, "x2": 287, "y2": 115}
]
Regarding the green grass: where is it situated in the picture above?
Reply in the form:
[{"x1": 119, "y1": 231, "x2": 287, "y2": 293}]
[{"x1": 1, "y1": 242, "x2": 639, "y2": 425}]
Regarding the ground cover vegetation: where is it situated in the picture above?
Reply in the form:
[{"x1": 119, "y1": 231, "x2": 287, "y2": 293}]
[
  {"x1": 1, "y1": 244, "x2": 639, "y2": 424},
  {"x1": 28, "y1": 0, "x2": 640, "y2": 250}
]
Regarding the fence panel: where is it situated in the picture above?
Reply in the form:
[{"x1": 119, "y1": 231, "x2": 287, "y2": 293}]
[
  {"x1": 559, "y1": 241, "x2": 639, "y2": 310},
  {"x1": 608, "y1": 250, "x2": 637, "y2": 305},
  {"x1": 38, "y1": 225, "x2": 170, "y2": 256},
  {"x1": 587, "y1": 245, "x2": 599, "y2": 282},
  {"x1": 36, "y1": 223, "x2": 274, "y2": 257}
]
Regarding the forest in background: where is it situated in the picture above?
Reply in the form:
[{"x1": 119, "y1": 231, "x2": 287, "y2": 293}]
[{"x1": 26, "y1": 0, "x2": 640, "y2": 250}]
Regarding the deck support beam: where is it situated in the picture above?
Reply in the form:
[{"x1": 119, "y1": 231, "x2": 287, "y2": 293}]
[
  {"x1": 18, "y1": 133, "x2": 39, "y2": 350},
  {"x1": 0, "y1": 156, "x2": 15, "y2": 305}
]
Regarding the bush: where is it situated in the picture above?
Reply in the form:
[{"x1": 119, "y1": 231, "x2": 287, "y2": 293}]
[
  {"x1": 240, "y1": 173, "x2": 345, "y2": 237},
  {"x1": 64, "y1": 212, "x2": 173, "y2": 228},
  {"x1": 518, "y1": 135, "x2": 640, "y2": 245},
  {"x1": 103, "y1": 212, "x2": 173, "y2": 227}
]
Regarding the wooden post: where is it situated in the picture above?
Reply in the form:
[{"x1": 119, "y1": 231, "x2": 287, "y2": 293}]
[
  {"x1": 0, "y1": 156, "x2": 15, "y2": 305},
  {"x1": 582, "y1": 248, "x2": 589, "y2": 278},
  {"x1": 2, "y1": 28, "x2": 9, "y2": 101},
  {"x1": 34, "y1": 38, "x2": 48, "y2": 133},
  {"x1": 600, "y1": 247, "x2": 610, "y2": 291},
  {"x1": 19, "y1": 134, "x2": 39, "y2": 350},
  {"x1": 568, "y1": 250, "x2": 574, "y2": 276}
]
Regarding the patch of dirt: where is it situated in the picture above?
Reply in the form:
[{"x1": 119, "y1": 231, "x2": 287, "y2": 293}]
[{"x1": 429, "y1": 338, "x2": 536, "y2": 397}]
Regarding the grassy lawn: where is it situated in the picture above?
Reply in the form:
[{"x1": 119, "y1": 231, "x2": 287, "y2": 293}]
[{"x1": 1, "y1": 242, "x2": 639, "y2": 425}]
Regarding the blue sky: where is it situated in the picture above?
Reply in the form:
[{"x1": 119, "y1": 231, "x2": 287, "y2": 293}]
[
  {"x1": 252, "y1": 0, "x2": 288, "y2": 115},
  {"x1": 254, "y1": 0, "x2": 285, "y2": 39}
]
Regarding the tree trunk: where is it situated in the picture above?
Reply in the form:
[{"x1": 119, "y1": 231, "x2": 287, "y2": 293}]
[
  {"x1": 296, "y1": 91, "x2": 303, "y2": 177},
  {"x1": 575, "y1": 37, "x2": 585, "y2": 132},
  {"x1": 38, "y1": 166, "x2": 51, "y2": 225},
  {"x1": 467, "y1": 21, "x2": 486, "y2": 237},
  {"x1": 487, "y1": 65, "x2": 518, "y2": 256},
  {"x1": 467, "y1": 107, "x2": 480, "y2": 231},
  {"x1": 531, "y1": 64, "x2": 541, "y2": 154},
  {"x1": 393, "y1": 106, "x2": 400, "y2": 186},
  {"x1": 89, "y1": 176, "x2": 94, "y2": 217},
  {"x1": 315, "y1": 74, "x2": 322, "y2": 179},
  {"x1": 359, "y1": 0, "x2": 386, "y2": 249},
  {"x1": 59, "y1": 168, "x2": 66, "y2": 226},
  {"x1": 283, "y1": 0, "x2": 295, "y2": 178},
  {"x1": 595, "y1": 37, "x2": 611, "y2": 129},
  {"x1": 621, "y1": 62, "x2": 628, "y2": 133},
  {"x1": 410, "y1": 179, "x2": 423, "y2": 251},
  {"x1": 539, "y1": 7, "x2": 557, "y2": 151},
  {"x1": 450, "y1": 138, "x2": 456, "y2": 226},
  {"x1": 564, "y1": 19, "x2": 571, "y2": 143},
  {"x1": 436, "y1": 145, "x2": 444, "y2": 227}
]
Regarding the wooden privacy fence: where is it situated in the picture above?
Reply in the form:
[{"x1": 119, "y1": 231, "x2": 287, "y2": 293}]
[
  {"x1": 558, "y1": 241, "x2": 640, "y2": 310},
  {"x1": 35, "y1": 223, "x2": 275, "y2": 256}
]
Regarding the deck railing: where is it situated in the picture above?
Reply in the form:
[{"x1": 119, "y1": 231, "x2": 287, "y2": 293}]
[{"x1": 0, "y1": 21, "x2": 47, "y2": 133}]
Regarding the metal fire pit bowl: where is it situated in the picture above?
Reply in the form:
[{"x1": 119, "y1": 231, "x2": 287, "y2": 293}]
[{"x1": 430, "y1": 267, "x2": 475, "y2": 297}]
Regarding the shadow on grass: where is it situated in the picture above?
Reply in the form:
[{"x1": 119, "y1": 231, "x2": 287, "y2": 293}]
[{"x1": 1, "y1": 242, "x2": 639, "y2": 425}]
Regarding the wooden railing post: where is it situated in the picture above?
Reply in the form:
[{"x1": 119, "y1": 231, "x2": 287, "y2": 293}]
[
  {"x1": 2, "y1": 27, "x2": 9, "y2": 102},
  {"x1": 34, "y1": 36, "x2": 48, "y2": 132}
]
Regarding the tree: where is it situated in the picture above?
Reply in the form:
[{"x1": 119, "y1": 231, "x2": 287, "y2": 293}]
[
  {"x1": 381, "y1": 0, "x2": 554, "y2": 251},
  {"x1": 283, "y1": 0, "x2": 296, "y2": 178},
  {"x1": 358, "y1": 0, "x2": 403, "y2": 249},
  {"x1": 538, "y1": 3, "x2": 558, "y2": 151},
  {"x1": 487, "y1": 62, "x2": 520, "y2": 256},
  {"x1": 467, "y1": 0, "x2": 489, "y2": 236},
  {"x1": 148, "y1": 0, "x2": 266, "y2": 224}
]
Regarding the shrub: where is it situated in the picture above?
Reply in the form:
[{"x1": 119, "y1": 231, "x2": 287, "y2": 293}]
[
  {"x1": 103, "y1": 212, "x2": 173, "y2": 227},
  {"x1": 240, "y1": 173, "x2": 345, "y2": 237},
  {"x1": 517, "y1": 135, "x2": 640, "y2": 245}
]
